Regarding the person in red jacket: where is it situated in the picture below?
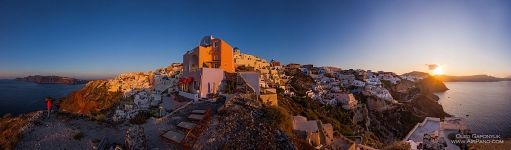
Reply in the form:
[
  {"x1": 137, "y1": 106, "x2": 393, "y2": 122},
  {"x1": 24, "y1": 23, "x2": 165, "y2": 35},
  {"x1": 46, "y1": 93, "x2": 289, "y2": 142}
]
[{"x1": 45, "y1": 97, "x2": 53, "y2": 118}]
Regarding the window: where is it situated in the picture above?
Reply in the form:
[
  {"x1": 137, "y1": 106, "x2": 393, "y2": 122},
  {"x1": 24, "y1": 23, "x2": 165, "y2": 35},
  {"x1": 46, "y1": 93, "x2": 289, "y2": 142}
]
[
  {"x1": 213, "y1": 41, "x2": 219, "y2": 47},
  {"x1": 213, "y1": 54, "x2": 219, "y2": 61}
]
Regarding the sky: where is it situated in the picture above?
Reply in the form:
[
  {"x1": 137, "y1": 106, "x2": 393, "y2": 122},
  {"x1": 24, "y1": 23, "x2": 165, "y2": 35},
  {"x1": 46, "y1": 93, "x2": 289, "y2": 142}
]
[{"x1": 1, "y1": 0, "x2": 510, "y2": 79}]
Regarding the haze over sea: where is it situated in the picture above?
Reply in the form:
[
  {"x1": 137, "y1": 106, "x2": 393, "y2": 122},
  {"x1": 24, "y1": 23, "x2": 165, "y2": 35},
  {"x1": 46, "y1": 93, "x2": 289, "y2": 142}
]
[
  {"x1": 436, "y1": 81, "x2": 511, "y2": 138},
  {"x1": 0, "y1": 79, "x2": 84, "y2": 116}
]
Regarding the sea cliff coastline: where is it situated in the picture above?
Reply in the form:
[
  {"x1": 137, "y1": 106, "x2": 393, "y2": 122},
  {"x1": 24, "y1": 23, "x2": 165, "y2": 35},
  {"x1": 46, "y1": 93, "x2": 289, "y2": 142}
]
[{"x1": 16, "y1": 75, "x2": 88, "y2": 85}]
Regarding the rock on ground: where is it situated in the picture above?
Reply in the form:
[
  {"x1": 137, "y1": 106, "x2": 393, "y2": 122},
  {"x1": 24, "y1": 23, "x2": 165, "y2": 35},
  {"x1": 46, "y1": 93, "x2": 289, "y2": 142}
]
[{"x1": 124, "y1": 126, "x2": 148, "y2": 150}]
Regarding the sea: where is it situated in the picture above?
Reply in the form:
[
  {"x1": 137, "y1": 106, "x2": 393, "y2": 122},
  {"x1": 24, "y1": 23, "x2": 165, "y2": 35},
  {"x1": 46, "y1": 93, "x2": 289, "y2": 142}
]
[
  {"x1": 0, "y1": 79, "x2": 84, "y2": 116},
  {"x1": 436, "y1": 81, "x2": 511, "y2": 138}
]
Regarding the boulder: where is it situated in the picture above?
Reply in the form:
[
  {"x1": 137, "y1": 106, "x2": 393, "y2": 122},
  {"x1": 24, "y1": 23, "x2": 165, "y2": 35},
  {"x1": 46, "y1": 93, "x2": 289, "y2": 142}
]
[{"x1": 124, "y1": 126, "x2": 148, "y2": 150}]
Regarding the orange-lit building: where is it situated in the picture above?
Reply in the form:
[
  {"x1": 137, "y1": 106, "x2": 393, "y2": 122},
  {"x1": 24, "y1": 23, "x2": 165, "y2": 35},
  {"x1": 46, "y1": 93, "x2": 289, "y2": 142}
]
[
  {"x1": 183, "y1": 35, "x2": 235, "y2": 75},
  {"x1": 180, "y1": 35, "x2": 235, "y2": 99}
]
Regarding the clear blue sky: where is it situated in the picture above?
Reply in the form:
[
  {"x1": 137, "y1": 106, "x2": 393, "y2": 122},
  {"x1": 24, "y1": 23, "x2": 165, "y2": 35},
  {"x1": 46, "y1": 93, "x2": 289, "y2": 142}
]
[{"x1": 1, "y1": 0, "x2": 510, "y2": 79}]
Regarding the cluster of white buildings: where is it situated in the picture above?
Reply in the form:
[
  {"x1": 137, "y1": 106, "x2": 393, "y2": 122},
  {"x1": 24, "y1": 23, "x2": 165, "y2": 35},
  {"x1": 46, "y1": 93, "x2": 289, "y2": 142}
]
[
  {"x1": 107, "y1": 64, "x2": 182, "y2": 121},
  {"x1": 107, "y1": 72, "x2": 152, "y2": 97},
  {"x1": 262, "y1": 65, "x2": 292, "y2": 89},
  {"x1": 233, "y1": 49, "x2": 294, "y2": 97},
  {"x1": 400, "y1": 71, "x2": 429, "y2": 82},
  {"x1": 304, "y1": 70, "x2": 358, "y2": 110},
  {"x1": 300, "y1": 67, "x2": 345, "y2": 108},
  {"x1": 363, "y1": 85, "x2": 394, "y2": 101},
  {"x1": 297, "y1": 66, "x2": 414, "y2": 111},
  {"x1": 234, "y1": 48, "x2": 270, "y2": 72},
  {"x1": 234, "y1": 49, "x2": 291, "y2": 89}
]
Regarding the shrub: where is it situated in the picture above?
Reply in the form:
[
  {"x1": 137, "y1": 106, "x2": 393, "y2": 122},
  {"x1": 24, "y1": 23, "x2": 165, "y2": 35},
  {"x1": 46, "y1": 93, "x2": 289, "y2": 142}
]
[
  {"x1": 276, "y1": 88, "x2": 284, "y2": 94},
  {"x1": 382, "y1": 80, "x2": 392, "y2": 89},
  {"x1": 73, "y1": 131, "x2": 84, "y2": 140},
  {"x1": 94, "y1": 113, "x2": 106, "y2": 122},
  {"x1": 260, "y1": 106, "x2": 293, "y2": 135},
  {"x1": 129, "y1": 111, "x2": 151, "y2": 125},
  {"x1": 447, "y1": 132, "x2": 458, "y2": 140}
]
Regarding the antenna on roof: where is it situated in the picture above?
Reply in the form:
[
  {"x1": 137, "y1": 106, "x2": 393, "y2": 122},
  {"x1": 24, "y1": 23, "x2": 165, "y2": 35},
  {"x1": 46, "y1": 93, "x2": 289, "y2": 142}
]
[{"x1": 200, "y1": 35, "x2": 215, "y2": 47}]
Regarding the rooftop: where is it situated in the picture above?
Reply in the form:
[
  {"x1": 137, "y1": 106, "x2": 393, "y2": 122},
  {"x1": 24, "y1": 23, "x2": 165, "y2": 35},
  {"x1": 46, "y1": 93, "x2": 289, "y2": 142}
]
[
  {"x1": 292, "y1": 116, "x2": 319, "y2": 132},
  {"x1": 405, "y1": 117, "x2": 441, "y2": 142}
]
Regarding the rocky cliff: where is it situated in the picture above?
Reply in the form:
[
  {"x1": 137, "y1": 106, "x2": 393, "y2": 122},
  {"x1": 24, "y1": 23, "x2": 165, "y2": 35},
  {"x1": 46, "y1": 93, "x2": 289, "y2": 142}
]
[
  {"x1": 195, "y1": 94, "x2": 296, "y2": 149},
  {"x1": 58, "y1": 64, "x2": 181, "y2": 120},
  {"x1": 16, "y1": 75, "x2": 88, "y2": 84},
  {"x1": 59, "y1": 80, "x2": 123, "y2": 116},
  {"x1": 284, "y1": 68, "x2": 315, "y2": 96},
  {"x1": 367, "y1": 75, "x2": 449, "y2": 146},
  {"x1": 417, "y1": 76, "x2": 449, "y2": 93}
]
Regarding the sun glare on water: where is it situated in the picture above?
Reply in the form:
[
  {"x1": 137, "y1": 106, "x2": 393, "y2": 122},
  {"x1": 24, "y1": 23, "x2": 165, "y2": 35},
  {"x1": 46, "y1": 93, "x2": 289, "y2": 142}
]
[{"x1": 432, "y1": 66, "x2": 444, "y2": 75}]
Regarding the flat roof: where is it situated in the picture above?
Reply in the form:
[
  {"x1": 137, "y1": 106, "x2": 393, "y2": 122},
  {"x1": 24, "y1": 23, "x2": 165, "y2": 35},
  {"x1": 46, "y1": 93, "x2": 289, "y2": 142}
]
[
  {"x1": 293, "y1": 116, "x2": 319, "y2": 132},
  {"x1": 406, "y1": 118, "x2": 440, "y2": 142}
]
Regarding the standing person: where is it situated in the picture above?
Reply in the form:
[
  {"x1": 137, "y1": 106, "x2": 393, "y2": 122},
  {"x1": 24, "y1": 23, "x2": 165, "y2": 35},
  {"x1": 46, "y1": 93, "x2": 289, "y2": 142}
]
[{"x1": 45, "y1": 97, "x2": 53, "y2": 118}]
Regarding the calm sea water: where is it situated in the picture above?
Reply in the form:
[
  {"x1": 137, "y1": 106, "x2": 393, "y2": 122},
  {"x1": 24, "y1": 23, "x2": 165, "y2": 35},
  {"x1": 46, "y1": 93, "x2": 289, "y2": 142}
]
[
  {"x1": 0, "y1": 79, "x2": 84, "y2": 116},
  {"x1": 436, "y1": 81, "x2": 511, "y2": 138}
]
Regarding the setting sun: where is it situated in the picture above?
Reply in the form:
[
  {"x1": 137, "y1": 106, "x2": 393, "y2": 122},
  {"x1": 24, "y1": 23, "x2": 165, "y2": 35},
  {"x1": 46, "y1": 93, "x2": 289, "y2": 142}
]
[{"x1": 432, "y1": 66, "x2": 444, "y2": 75}]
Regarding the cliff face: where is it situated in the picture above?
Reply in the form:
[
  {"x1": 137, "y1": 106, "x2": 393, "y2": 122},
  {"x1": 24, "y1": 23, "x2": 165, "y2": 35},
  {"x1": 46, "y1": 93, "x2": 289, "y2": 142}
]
[
  {"x1": 417, "y1": 76, "x2": 449, "y2": 93},
  {"x1": 389, "y1": 79, "x2": 420, "y2": 102},
  {"x1": 59, "y1": 80, "x2": 123, "y2": 115},
  {"x1": 16, "y1": 75, "x2": 88, "y2": 85},
  {"x1": 370, "y1": 75, "x2": 449, "y2": 143},
  {"x1": 410, "y1": 76, "x2": 449, "y2": 118}
]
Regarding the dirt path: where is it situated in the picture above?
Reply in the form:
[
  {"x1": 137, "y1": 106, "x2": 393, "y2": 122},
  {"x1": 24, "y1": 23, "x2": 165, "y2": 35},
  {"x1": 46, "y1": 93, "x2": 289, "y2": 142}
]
[{"x1": 16, "y1": 115, "x2": 125, "y2": 150}]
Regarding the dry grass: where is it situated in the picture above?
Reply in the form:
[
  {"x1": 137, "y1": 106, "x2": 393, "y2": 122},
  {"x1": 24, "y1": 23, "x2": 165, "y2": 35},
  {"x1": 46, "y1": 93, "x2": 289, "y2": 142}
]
[
  {"x1": 260, "y1": 106, "x2": 293, "y2": 136},
  {"x1": 0, "y1": 112, "x2": 41, "y2": 150}
]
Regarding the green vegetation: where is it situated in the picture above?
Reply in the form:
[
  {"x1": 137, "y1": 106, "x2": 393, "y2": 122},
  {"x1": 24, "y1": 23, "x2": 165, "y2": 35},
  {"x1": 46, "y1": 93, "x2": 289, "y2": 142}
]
[
  {"x1": 73, "y1": 131, "x2": 84, "y2": 140},
  {"x1": 276, "y1": 87, "x2": 284, "y2": 94},
  {"x1": 93, "y1": 113, "x2": 106, "y2": 122},
  {"x1": 398, "y1": 110, "x2": 423, "y2": 134},
  {"x1": 447, "y1": 132, "x2": 457, "y2": 140},
  {"x1": 223, "y1": 80, "x2": 236, "y2": 94},
  {"x1": 278, "y1": 95, "x2": 354, "y2": 136},
  {"x1": 260, "y1": 106, "x2": 293, "y2": 135},
  {"x1": 381, "y1": 80, "x2": 392, "y2": 89},
  {"x1": 129, "y1": 111, "x2": 152, "y2": 124}
]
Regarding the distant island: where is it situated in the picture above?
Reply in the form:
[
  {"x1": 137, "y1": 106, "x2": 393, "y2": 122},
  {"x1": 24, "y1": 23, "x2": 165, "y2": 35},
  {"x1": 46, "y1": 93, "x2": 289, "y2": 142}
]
[
  {"x1": 434, "y1": 75, "x2": 511, "y2": 82},
  {"x1": 16, "y1": 75, "x2": 88, "y2": 85}
]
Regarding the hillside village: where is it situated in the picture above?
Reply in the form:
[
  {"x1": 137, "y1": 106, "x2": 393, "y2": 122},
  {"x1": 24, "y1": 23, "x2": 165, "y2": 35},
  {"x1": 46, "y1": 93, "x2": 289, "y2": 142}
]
[{"x1": 3, "y1": 35, "x2": 469, "y2": 150}]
